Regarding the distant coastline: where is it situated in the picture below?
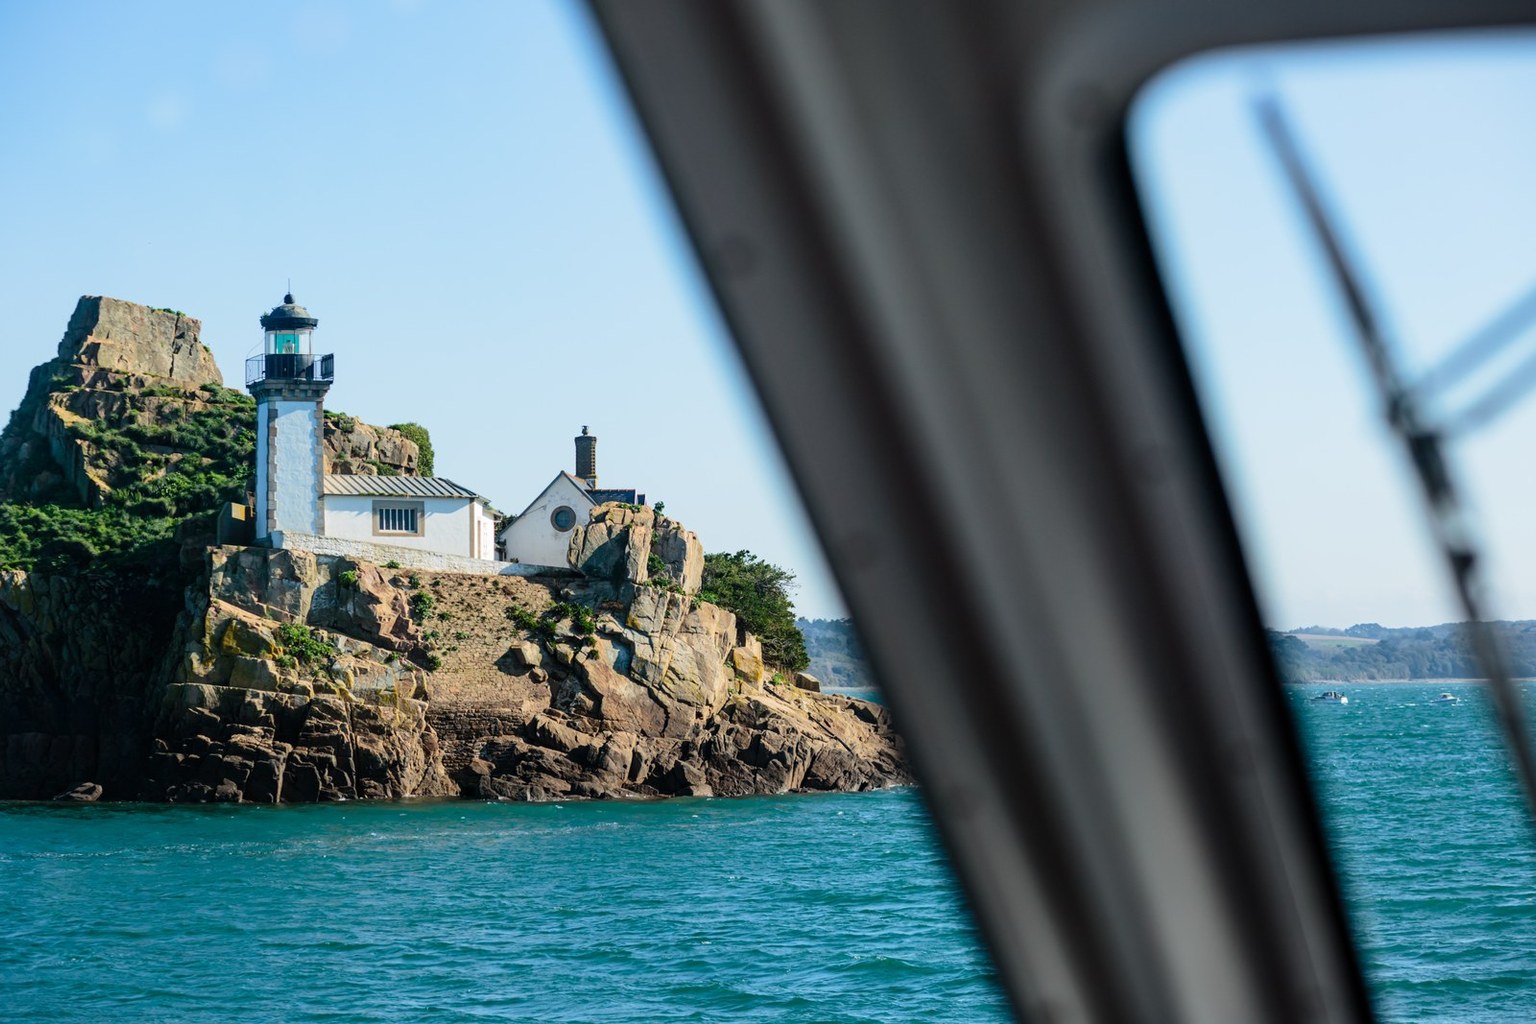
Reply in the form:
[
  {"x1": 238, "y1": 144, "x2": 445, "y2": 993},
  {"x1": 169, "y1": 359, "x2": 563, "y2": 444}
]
[{"x1": 1269, "y1": 620, "x2": 1536, "y2": 683}]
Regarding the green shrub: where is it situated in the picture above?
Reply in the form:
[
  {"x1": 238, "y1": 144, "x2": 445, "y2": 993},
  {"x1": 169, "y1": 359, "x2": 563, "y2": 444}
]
[
  {"x1": 423, "y1": 652, "x2": 443, "y2": 672},
  {"x1": 384, "y1": 560, "x2": 401, "y2": 569},
  {"x1": 0, "y1": 503, "x2": 179, "y2": 573},
  {"x1": 275, "y1": 622, "x2": 334, "y2": 667},
  {"x1": 542, "y1": 601, "x2": 595, "y2": 637},
  {"x1": 409, "y1": 591, "x2": 436, "y2": 621},
  {"x1": 338, "y1": 569, "x2": 360, "y2": 587},
  {"x1": 506, "y1": 605, "x2": 540, "y2": 632}
]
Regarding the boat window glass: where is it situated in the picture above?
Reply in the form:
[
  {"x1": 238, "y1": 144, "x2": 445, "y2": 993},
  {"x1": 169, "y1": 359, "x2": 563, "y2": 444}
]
[
  {"x1": 1129, "y1": 33, "x2": 1536, "y2": 1021},
  {"x1": 0, "y1": 4, "x2": 1008, "y2": 1022}
]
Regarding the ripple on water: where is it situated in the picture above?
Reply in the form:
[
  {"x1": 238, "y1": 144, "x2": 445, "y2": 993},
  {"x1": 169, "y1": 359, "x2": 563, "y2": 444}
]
[
  {"x1": 1292, "y1": 682, "x2": 1536, "y2": 1023},
  {"x1": 0, "y1": 789, "x2": 1010, "y2": 1024}
]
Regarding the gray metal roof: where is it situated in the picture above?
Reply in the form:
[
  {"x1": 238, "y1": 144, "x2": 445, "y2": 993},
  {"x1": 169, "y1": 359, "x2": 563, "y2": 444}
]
[
  {"x1": 260, "y1": 293, "x2": 319, "y2": 331},
  {"x1": 323, "y1": 475, "x2": 485, "y2": 500}
]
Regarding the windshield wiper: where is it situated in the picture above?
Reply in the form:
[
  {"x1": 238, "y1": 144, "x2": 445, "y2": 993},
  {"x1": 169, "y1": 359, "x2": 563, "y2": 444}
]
[{"x1": 1256, "y1": 93, "x2": 1536, "y2": 825}]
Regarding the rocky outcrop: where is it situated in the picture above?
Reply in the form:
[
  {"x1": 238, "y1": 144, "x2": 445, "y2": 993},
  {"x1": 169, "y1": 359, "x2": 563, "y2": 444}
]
[
  {"x1": 0, "y1": 297, "x2": 225, "y2": 505},
  {"x1": 569, "y1": 502, "x2": 704, "y2": 594},
  {"x1": 132, "y1": 547, "x2": 908, "y2": 803},
  {"x1": 145, "y1": 681, "x2": 456, "y2": 803},
  {"x1": 0, "y1": 529, "x2": 904, "y2": 805},
  {"x1": 650, "y1": 514, "x2": 705, "y2": 594},
  {"x1": 0, "y1": 295, "x2": 417, "y2": 508},
  {"x1": 53, "y1": 782, "x2": 103, "y2": 802},
  {"x1": 60, "y1": 296, "x2": 220, "y2": 385},
  {"x1": 323, "y1": 418, "x2": 420, "y2": 477}
]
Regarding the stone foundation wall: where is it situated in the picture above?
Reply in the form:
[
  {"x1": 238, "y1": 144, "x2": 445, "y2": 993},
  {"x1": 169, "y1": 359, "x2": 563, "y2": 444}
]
[{"x1": 270, "y1": 531, "x2": 569, "y2": 578}]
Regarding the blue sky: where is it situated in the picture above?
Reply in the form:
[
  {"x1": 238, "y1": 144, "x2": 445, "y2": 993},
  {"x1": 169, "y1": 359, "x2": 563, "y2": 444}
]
[
  {"x1": 1133, "y1": 30, "x2": 1536, "y2": 629},
  {"x1": 5, "y1": 6, "x2": 1534, "y2": 631},
  {"x1": 0, "y1": 1, "x2": 844, "y2": 618}
]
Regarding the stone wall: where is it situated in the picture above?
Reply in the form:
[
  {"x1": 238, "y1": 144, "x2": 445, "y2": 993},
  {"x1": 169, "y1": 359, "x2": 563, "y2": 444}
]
[{"x1": 270, "y1": 531, "x2": 567, "y2": 578}]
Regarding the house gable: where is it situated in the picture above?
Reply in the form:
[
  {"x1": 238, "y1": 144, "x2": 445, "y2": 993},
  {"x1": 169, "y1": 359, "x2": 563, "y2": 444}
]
[{"x1": 498, "y1": 472, "x2": 597, "y2": 568}]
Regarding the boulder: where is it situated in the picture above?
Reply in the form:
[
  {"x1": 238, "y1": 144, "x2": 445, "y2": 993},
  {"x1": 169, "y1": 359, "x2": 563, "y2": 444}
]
[
  {"x1": 730, "y1": 634, "x2": 767, "y2": 686},
  {"x1": 615, "y1": 586, "x2": 737, "y2": 715},
  {"x1": 576, "y1": 657, "x2": 670, "y2": 735},
  {"x1": 326, "y1": 561, "x2": 417, "y2": 649},
  {"x1": 568, "y1": 503, "x2": 654, "y2": 583},
  {"x1": 506, "y1": 640, "x2": 543, "y2": 672},
  {"x1": 567, "y1": 503, "x2": 706, "y2": 595},
  {"x1": 52, "y1": 782, "x2": 103, "y2": 802},
  {"x1": 650, "y1": 517, "x2": 705, "y2": 595},
  {"x1": 792, "y1": 672, "x2": 823, "y2": 693}
]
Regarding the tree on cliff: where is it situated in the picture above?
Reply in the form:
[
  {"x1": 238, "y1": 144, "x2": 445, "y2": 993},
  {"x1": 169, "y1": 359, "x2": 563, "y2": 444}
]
[{"x1": 698, "y1": 550, "x2": 809, "y2": 672}]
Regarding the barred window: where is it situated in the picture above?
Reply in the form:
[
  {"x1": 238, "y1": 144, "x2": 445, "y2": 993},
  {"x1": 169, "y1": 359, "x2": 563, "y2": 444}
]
[{"x1": 375, "y1": 504, "x2": 420, "y2": 534}]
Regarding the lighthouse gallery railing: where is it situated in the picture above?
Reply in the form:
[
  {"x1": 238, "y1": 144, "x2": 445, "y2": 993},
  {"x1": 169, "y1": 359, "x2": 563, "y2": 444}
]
[{"x1": 246, "y1": 353, "x2": 335, "y2": 386}]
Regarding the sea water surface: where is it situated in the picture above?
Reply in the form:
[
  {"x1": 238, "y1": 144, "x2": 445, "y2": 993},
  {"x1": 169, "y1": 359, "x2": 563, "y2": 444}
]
[
  {"x1": 6, "y1": 682, "x2": 1536, "y2": 1022},
  {"x1": 1293, "y1": 681, "x2": 1536, "y2": 1023},
  {"x1": 0, "y1": 787, "x2": 1011, "y2": 1024}
]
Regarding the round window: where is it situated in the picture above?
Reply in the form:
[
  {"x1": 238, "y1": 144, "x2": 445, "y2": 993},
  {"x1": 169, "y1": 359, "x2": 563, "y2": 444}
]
[{"x1": 551, "y1": 506, "x2": 577, "y2": 532}]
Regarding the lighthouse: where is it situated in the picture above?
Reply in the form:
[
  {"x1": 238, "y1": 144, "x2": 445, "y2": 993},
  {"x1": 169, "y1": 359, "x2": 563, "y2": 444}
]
[{"x1": 247, "y1": 293, "x2": 333, "y2": 541}]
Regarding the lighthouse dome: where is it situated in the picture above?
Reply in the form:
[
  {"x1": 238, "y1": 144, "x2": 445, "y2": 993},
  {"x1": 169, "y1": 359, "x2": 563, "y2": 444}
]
[{"x1": 259, "y1": 293, "x2": 319, "y2": 331}]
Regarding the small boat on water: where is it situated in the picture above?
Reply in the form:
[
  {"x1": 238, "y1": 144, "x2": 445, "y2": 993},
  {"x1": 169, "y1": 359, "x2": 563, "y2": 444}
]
[
  {"x1": 1435, "y1": 692, "x2": 1459, "y2": 703},
  {"x1": 1312, "y1": 690, "x2": 1349, "y2": 704}
]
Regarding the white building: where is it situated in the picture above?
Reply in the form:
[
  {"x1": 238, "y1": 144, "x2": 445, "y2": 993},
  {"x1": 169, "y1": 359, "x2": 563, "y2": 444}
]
[
  {"x1": 247, "y1": 293, "x2": 502, "y2": 569},
  {"x1": 321, "y1": 475, "x2": 498, "y2": 560},
  {"x1": 499, "y1": 427, "x2": 646, "y2": 567}
]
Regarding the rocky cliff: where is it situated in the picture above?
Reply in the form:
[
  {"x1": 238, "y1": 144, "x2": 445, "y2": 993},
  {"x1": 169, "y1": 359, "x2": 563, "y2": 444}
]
[
  {"x1": 0, "y1": 297, "x2": 419, "y2": 513},
  {"x1": 0, "y1": 296, "x2": 908, "y2": 802},
  {"x1": 135, "y1": 546, "x2": 906, "y2": 802}
]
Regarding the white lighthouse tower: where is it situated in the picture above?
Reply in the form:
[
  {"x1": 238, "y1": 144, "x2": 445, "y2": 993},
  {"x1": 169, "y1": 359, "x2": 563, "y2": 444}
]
[{"x1": 248, "y1": 293, "x2": 333, "y2": 541}]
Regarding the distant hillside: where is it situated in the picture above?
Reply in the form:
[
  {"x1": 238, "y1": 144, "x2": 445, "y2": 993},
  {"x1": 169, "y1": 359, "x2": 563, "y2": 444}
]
[
  {"x1": 1269, "y1": 621, "x2": 1536, "y2": 681},
  {"x1": 797, "y1": 617, "x2": 879, "y2": 692}
]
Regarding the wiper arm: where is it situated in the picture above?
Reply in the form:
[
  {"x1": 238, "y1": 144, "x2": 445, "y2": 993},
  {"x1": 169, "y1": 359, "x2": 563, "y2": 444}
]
[{"x1": 1255, "y1": 93, "x2": 1536, "y2": 825}]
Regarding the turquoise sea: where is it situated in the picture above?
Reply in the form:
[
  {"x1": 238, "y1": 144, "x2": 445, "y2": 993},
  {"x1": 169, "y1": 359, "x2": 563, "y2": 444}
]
[
  {"x1": 5, "y1": 680, "x2": 1536, "y2": 1023},
  {"x1": 1294, "y1": 681, "x2": 1536, "y2": 1023},
  {"x1": 0, "y1": 787, "x2": 1010, "y2": 1024}
]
